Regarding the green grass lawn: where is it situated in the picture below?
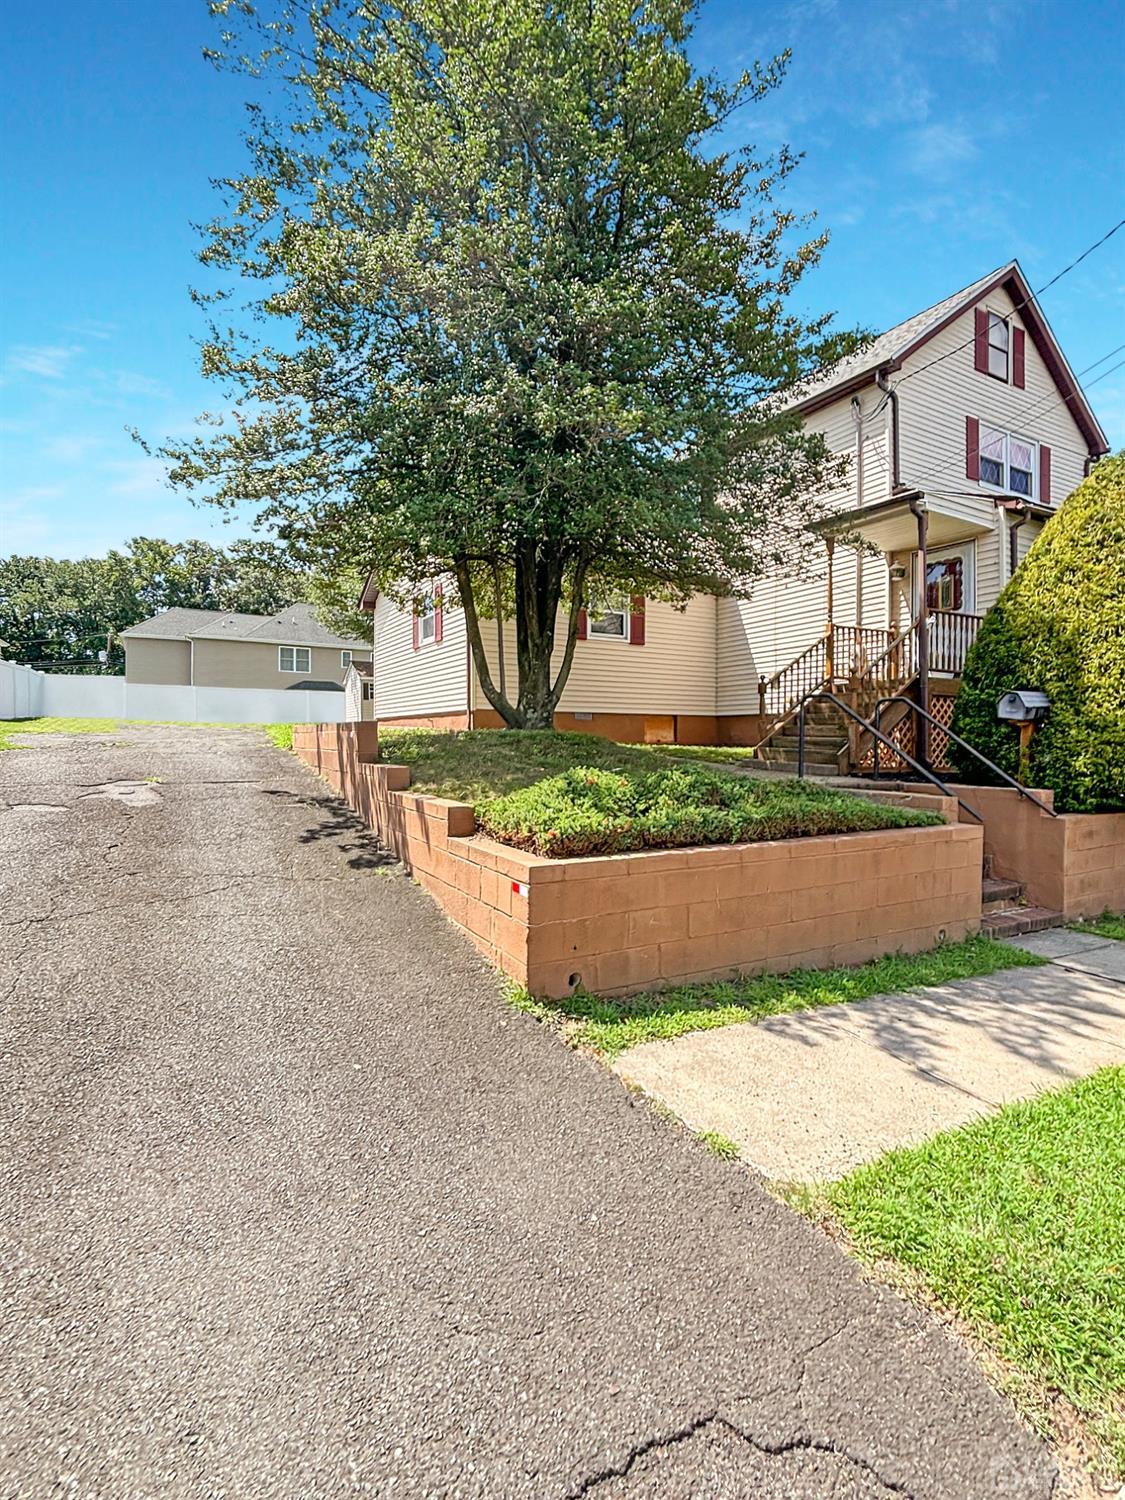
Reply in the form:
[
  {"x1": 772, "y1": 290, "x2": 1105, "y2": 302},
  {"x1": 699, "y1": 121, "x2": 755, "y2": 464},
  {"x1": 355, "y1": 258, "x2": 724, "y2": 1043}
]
[
  {"x1": 0, "y1": 716, "x2": 297, "y2": 752},
  {"x1": 380, "y1": 728, "x2": 939, "y2": 858},
  {"x1": 0, "y1": 716, "x2": 125, "y2": 750},
  {"x1": 509, "y1": 935, "x2": 1043, "y2": 1057},
  {"x1": 1070, "y1": 911, "x2": 1125, "y2": 943},
  {"x1": 379, "y1": 726, "x2": 722, "y2": 801},
  {"x1": 820, "y1": 1068, "x2": 1125, "y2": 1483}
]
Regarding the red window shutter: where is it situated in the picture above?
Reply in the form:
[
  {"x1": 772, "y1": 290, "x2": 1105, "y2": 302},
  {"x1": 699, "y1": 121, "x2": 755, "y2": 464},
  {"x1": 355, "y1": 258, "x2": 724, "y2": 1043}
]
[
  {"x1": 1012, "y1": 327, "x2": 1026, "y2": 389},
  {"x1": 1039, "y1": 444, "x2": 1051, "y2": 505},
  {"x1": 434, "y1": 585, "x2": 443, "y2": 644},
  {"x1": 965, "y1": 416, "x2": 980, "y2": 481},
  {"x1": 412, "y1": 607, "x2": 420, "y2": 651},
  {"x1": 628, "y1": 596, "x2": 645, "y2": 646},
  {"x1": 577, "y1": 608, "x2": 588, "y2": 641},
  {"x1": 973, "y1": 309, "x2": 989, "y2": 374}
]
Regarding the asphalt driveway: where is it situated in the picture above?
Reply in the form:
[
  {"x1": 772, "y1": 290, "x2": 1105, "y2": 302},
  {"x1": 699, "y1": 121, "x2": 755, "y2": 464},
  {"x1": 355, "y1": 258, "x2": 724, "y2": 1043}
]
[{"x1": 0, "y1": 725, "x2": 1054, "y2": 1499}]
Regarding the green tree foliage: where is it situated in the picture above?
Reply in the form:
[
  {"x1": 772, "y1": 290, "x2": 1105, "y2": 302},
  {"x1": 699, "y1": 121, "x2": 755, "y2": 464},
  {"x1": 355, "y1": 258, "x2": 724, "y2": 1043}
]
[
  {"x1": 0, "y1": 538, "x2": 311, "y2": 673},
  {"x1": 950, "y1": 456, "x2": 1125, "y2": 812},
  {"x1": 148, "y1": 0, "x2": 862, "y2": 728}
]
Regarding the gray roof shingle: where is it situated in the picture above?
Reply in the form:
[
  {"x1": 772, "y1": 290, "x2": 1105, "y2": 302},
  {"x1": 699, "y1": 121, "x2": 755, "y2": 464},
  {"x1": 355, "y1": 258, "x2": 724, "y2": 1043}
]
[
  {"x1": 122, "y1": 602, "x2": 369, "y2": 652},
  {"x1": 785, "y1": 263, "x2": 1011, "y2": 410}
]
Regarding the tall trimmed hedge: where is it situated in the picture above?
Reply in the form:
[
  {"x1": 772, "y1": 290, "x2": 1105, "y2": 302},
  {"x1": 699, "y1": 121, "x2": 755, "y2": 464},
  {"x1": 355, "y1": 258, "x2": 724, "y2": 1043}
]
[{"x1": 950, "y1": 455, "x2": 1125, "y2": 812}]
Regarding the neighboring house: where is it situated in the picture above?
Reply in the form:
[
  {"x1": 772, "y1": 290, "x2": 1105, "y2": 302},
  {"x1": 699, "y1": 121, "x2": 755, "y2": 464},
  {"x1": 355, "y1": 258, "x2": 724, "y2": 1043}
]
[
  {"x1": 343, "y1": 659, "x2": 375, "y2": 721},
  {"x1": 121, "y1": 603, "x2": 371, "y2": 692},
  {"x1": 360, "y1": 260, "x2": 1108, "y2": 747}
]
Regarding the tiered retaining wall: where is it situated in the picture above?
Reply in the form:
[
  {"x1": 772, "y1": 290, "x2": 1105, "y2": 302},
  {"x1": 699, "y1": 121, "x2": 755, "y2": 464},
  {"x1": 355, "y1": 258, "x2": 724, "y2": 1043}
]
[{"x1": 292, "y1": 722, "x2": 984, "y2": 998}]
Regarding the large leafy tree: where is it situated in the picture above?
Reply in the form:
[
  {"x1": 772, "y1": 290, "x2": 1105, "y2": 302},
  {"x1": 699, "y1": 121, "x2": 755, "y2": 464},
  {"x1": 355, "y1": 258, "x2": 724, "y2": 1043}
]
[
  {"x1": 0, "y1": 537, "x2": 311, "y2": 673},
  {"x1": 152, "y1": 0, "x2": 856, "y2": 728}
]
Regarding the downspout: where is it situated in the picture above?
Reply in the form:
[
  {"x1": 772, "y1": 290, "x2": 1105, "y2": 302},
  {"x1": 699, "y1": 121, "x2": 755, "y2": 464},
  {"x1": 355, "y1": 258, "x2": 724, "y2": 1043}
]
[
  {"x1": 1008, "y1": 504, "x2": 1028, "y2": 578},
  {"x1": 851, "y1": 394, "x2": 864, "y2": 628},
  {"x1": 908, "y1": 497, "x2": 930, "y2": 769},
  {"x1": 879, "y1": 369, "x2": 929, "y2": 764},
  {"x1": 875, "y1": 370, "x2": 901, "y2": 491}
]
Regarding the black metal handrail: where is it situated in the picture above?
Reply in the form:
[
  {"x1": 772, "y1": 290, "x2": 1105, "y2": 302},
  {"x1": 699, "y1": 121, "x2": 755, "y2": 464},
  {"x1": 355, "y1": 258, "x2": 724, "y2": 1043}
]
[
  {"x1": 871, "y1": 695, "x2": 1058, "y2": 817},
  {"x1": 796, "y1": 692, "x2": 984, "y2": 824}
]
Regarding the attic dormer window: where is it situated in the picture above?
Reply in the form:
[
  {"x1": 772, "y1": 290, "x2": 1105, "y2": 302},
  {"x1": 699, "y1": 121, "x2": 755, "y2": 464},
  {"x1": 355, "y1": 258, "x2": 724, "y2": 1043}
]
[{"x1": 987, "y1": 313, "x2": 1009, "y2": 380}]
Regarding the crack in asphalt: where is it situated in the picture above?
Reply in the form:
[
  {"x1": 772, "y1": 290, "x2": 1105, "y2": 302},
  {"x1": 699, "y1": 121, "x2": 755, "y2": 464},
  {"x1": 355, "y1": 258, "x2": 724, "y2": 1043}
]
[
  {"x1": 565, "y1": 1410, "x2": 912, "y2": 1498},
  {"x1": 0, "y1": 868, "x2": 405, "y2": 933}
]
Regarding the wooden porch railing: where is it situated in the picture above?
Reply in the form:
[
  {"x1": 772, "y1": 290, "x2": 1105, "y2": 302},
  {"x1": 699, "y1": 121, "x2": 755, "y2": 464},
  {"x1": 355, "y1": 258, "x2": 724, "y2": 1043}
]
[
  {"x1": 757, "y1": 624, "x2": 909, "y2": 722},
  {"x1": 928, "y1": 610, "x2": 983, "y2": 675}
]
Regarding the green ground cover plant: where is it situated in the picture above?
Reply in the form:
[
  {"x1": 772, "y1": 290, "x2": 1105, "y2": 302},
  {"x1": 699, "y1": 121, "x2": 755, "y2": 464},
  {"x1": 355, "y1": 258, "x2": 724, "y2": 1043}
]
[
  {"x1": 821, "y1": 1068, "x2": 1125, "y2": 1482},
  {"x1": 380, "y1": 730, "x2": 939, "y2": 858},
  {"x1": 479, "y1": 762, "x2": 940, "y2": 858},
  {"x1": 508, "y1": 936, "x2": 1042, "y2": 1057},
  {"x1": 1070, "y1": 911, "x2": 1125, "y2": 942}
]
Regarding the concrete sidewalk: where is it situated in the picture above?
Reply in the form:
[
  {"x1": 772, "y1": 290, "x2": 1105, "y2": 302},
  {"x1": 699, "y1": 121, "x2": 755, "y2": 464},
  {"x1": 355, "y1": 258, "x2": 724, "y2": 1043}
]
[{"x1": 614, "y1": 947, "x2": 1125, "y2": 1180}]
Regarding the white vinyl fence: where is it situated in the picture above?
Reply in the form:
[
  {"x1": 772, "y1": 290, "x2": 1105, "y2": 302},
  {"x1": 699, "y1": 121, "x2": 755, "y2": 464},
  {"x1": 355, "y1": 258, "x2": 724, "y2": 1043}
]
[{"x1": 0, "y1": 659, "x2": 348, "y2": 725}]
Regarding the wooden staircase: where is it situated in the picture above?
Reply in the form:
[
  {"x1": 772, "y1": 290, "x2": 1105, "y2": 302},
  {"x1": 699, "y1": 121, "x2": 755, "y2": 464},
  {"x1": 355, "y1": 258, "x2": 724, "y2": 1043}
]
[
  {"x1": 753, "y1": 611, "x2": 985, "y2": 777},
  {"x1": 756, "y1": 699, "x2": 850, "y2": 774}
]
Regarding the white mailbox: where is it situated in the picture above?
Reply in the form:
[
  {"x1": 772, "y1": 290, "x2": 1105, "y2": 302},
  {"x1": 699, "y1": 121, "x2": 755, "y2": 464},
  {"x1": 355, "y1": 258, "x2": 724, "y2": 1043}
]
[{"x1": 997, "y1": 690, "x2": 1050, "y2": 724}]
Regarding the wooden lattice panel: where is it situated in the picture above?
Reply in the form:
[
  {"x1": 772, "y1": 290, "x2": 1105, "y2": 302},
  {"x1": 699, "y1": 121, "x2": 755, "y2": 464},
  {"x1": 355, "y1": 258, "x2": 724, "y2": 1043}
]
[{"x1": 859, "y1": 696, "x2": 957, "y2": 777}]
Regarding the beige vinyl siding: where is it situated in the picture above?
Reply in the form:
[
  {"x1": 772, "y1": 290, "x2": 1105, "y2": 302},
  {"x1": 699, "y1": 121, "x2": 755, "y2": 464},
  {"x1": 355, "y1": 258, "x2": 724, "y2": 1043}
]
[
  {"x1": 472, "y1": 596, "x2": 718, "y2": 715},
  {"x1": 190, "y1": 639, "x2": 364, "y2": 690},
  {"x1": 716, "y1": 385, "x2": 893, "y2": 707},
  {"x1": 372, "y1": 593, "x2": 468, "y2": 718},
  {"x1": 124, "y1": 637, "x2": 192, "y2": 685},
  {"x1": 1015, "y1": 516, "x2": 1045, "y2": 567},
  {"x1": 897, "y1": 284, "x2": 1092, "y2": 517}
]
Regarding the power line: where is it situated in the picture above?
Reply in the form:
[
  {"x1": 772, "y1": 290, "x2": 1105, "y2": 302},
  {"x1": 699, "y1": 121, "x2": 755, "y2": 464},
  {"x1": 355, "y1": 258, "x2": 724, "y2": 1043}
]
[
  {"x1": 855, "y1": 339, "x2": 1123, "y2": 498},
  {"x1": 889, "y1": 217, "x2": 1125, "y2": 392}
]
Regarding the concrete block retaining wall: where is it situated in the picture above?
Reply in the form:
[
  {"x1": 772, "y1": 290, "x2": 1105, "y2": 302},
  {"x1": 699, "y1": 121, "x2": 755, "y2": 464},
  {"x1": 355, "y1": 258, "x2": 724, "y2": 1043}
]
[
  {"x1": 942, "y1": 784, "x2": 1124, "y2": 919},
  {"x1": 293, "y1": 723, "x2": 984, "y2": 998}
]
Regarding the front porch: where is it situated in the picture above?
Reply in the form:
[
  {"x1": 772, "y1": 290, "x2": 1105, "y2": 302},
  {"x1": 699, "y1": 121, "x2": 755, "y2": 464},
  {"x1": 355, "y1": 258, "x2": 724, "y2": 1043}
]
[{"x1": 755, "y1": 490, "x2": 995, "y2": 776}]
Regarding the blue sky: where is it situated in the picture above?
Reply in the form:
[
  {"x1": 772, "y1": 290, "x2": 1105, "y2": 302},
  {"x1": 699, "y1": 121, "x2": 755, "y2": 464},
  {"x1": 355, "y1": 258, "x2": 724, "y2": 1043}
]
[{"x1": 2, "y1": 0, "x2": 1123, "y2": 559}]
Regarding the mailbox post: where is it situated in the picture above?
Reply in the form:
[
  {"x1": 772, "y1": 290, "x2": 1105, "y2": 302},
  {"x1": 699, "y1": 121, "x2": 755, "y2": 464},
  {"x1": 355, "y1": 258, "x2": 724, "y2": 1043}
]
[{"x1": 997, "y1": 691, "x2": 1050, "y2": 782}]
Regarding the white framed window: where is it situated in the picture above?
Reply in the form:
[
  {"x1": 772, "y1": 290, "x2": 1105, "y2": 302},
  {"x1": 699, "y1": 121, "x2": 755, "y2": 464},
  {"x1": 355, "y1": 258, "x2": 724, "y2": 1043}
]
[
  {"x1": 340, "y1": 649, "x2": 353, "y2": 668},
  {"x1": 362, "y1": 680, "x2": 375, "y2": 701},
  {"x1": 986, "y1": 311, "x2": 1010, "y2": 381},
  {"x1": 588, "y1": 599, "x2": 629, "y2": 640},
  {"x1": 419, "y1": 597, "x2": 437, "y2": 644},
  {"x1": 279, "y1": 645, "x2": 311, "y2": 673},
  {"x1": 979, "y1": 426, "x2": 1037, "y2": 499}
]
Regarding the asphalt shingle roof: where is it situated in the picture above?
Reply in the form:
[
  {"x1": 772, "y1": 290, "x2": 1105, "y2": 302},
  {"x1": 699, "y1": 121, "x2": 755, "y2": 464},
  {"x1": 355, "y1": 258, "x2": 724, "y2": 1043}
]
[
  {"x1": 785, "y1": 263, "x2": 1010, "y2": 410},
  {"x1": 122, "y1": 602, "x2": 369, "y2": 652}
]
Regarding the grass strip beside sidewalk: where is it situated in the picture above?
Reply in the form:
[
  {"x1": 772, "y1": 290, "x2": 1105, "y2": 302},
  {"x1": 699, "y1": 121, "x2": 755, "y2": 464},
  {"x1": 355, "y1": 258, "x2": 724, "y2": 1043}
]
[
  {"x1": 815, "y1": 1067, "x2": 1125, "y2": 1484},
  {"x1": 510, "y1": 934, "x2": 1044, "y2": 1057}
]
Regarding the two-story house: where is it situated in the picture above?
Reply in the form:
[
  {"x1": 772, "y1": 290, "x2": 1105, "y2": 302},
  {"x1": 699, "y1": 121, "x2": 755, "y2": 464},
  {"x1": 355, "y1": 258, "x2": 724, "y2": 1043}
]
[
  {"x1": 121, "y1": 602, "x2": 371, "y2": 692},
  {"x1": 358, "y1": 261, "x2": 1108, "y2": 754}
]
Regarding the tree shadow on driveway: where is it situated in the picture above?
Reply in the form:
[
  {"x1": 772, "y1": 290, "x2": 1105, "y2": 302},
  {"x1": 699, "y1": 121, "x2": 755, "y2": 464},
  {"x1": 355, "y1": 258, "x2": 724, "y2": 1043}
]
[{"x1": 261, "y1": 787, "x2": 399, "y2": 871}]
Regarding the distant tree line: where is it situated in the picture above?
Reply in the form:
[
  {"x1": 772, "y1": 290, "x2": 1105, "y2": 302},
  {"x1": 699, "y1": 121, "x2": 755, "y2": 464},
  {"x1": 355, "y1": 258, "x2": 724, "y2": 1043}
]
[{"x1": 0, "y1": 537, "x2": 316, "y2": 674}]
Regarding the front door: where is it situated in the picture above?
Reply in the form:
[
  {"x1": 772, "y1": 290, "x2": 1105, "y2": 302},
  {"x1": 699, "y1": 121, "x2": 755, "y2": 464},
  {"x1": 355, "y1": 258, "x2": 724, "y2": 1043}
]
[{"x1": 914, "y1": 542, "x2": 976, "y2": 674}]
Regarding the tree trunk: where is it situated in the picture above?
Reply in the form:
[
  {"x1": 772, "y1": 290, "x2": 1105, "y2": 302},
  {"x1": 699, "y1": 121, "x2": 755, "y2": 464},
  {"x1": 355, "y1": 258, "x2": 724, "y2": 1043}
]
[{"x1": 455, "y1": 551, "x2": 588, "y2": 730}]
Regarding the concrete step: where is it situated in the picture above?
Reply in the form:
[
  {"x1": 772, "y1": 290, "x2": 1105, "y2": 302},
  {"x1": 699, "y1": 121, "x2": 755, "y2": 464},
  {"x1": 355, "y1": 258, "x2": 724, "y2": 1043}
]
[
  {"x1": 753, "y1": 757, "x2": 839, "y2": 777},
  {"x1": 981, "y1": 905, "x2": 1065, "y2": 937},
  {"x1": 758, "y1": 747, "x2": 840, "y2": 765},
  {"x1": 982, "y1": 876, "x2": 1023, "y2": 913}
]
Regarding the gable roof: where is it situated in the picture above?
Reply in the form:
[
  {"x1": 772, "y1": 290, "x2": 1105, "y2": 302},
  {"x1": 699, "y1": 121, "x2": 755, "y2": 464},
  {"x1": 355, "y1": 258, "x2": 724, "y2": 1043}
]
[
  {"x1": 789, "y1": 260, "x2": 1108, "y2": 455},
  {"x1": 121, "y1": 602, "x2": 370, "y2": 652}
]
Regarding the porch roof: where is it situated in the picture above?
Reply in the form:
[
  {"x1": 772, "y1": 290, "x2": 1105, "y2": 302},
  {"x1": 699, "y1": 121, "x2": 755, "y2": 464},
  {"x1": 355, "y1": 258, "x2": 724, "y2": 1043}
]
[{"x1": 812, "y1": 491, "x2": 993, "y2": 553}]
